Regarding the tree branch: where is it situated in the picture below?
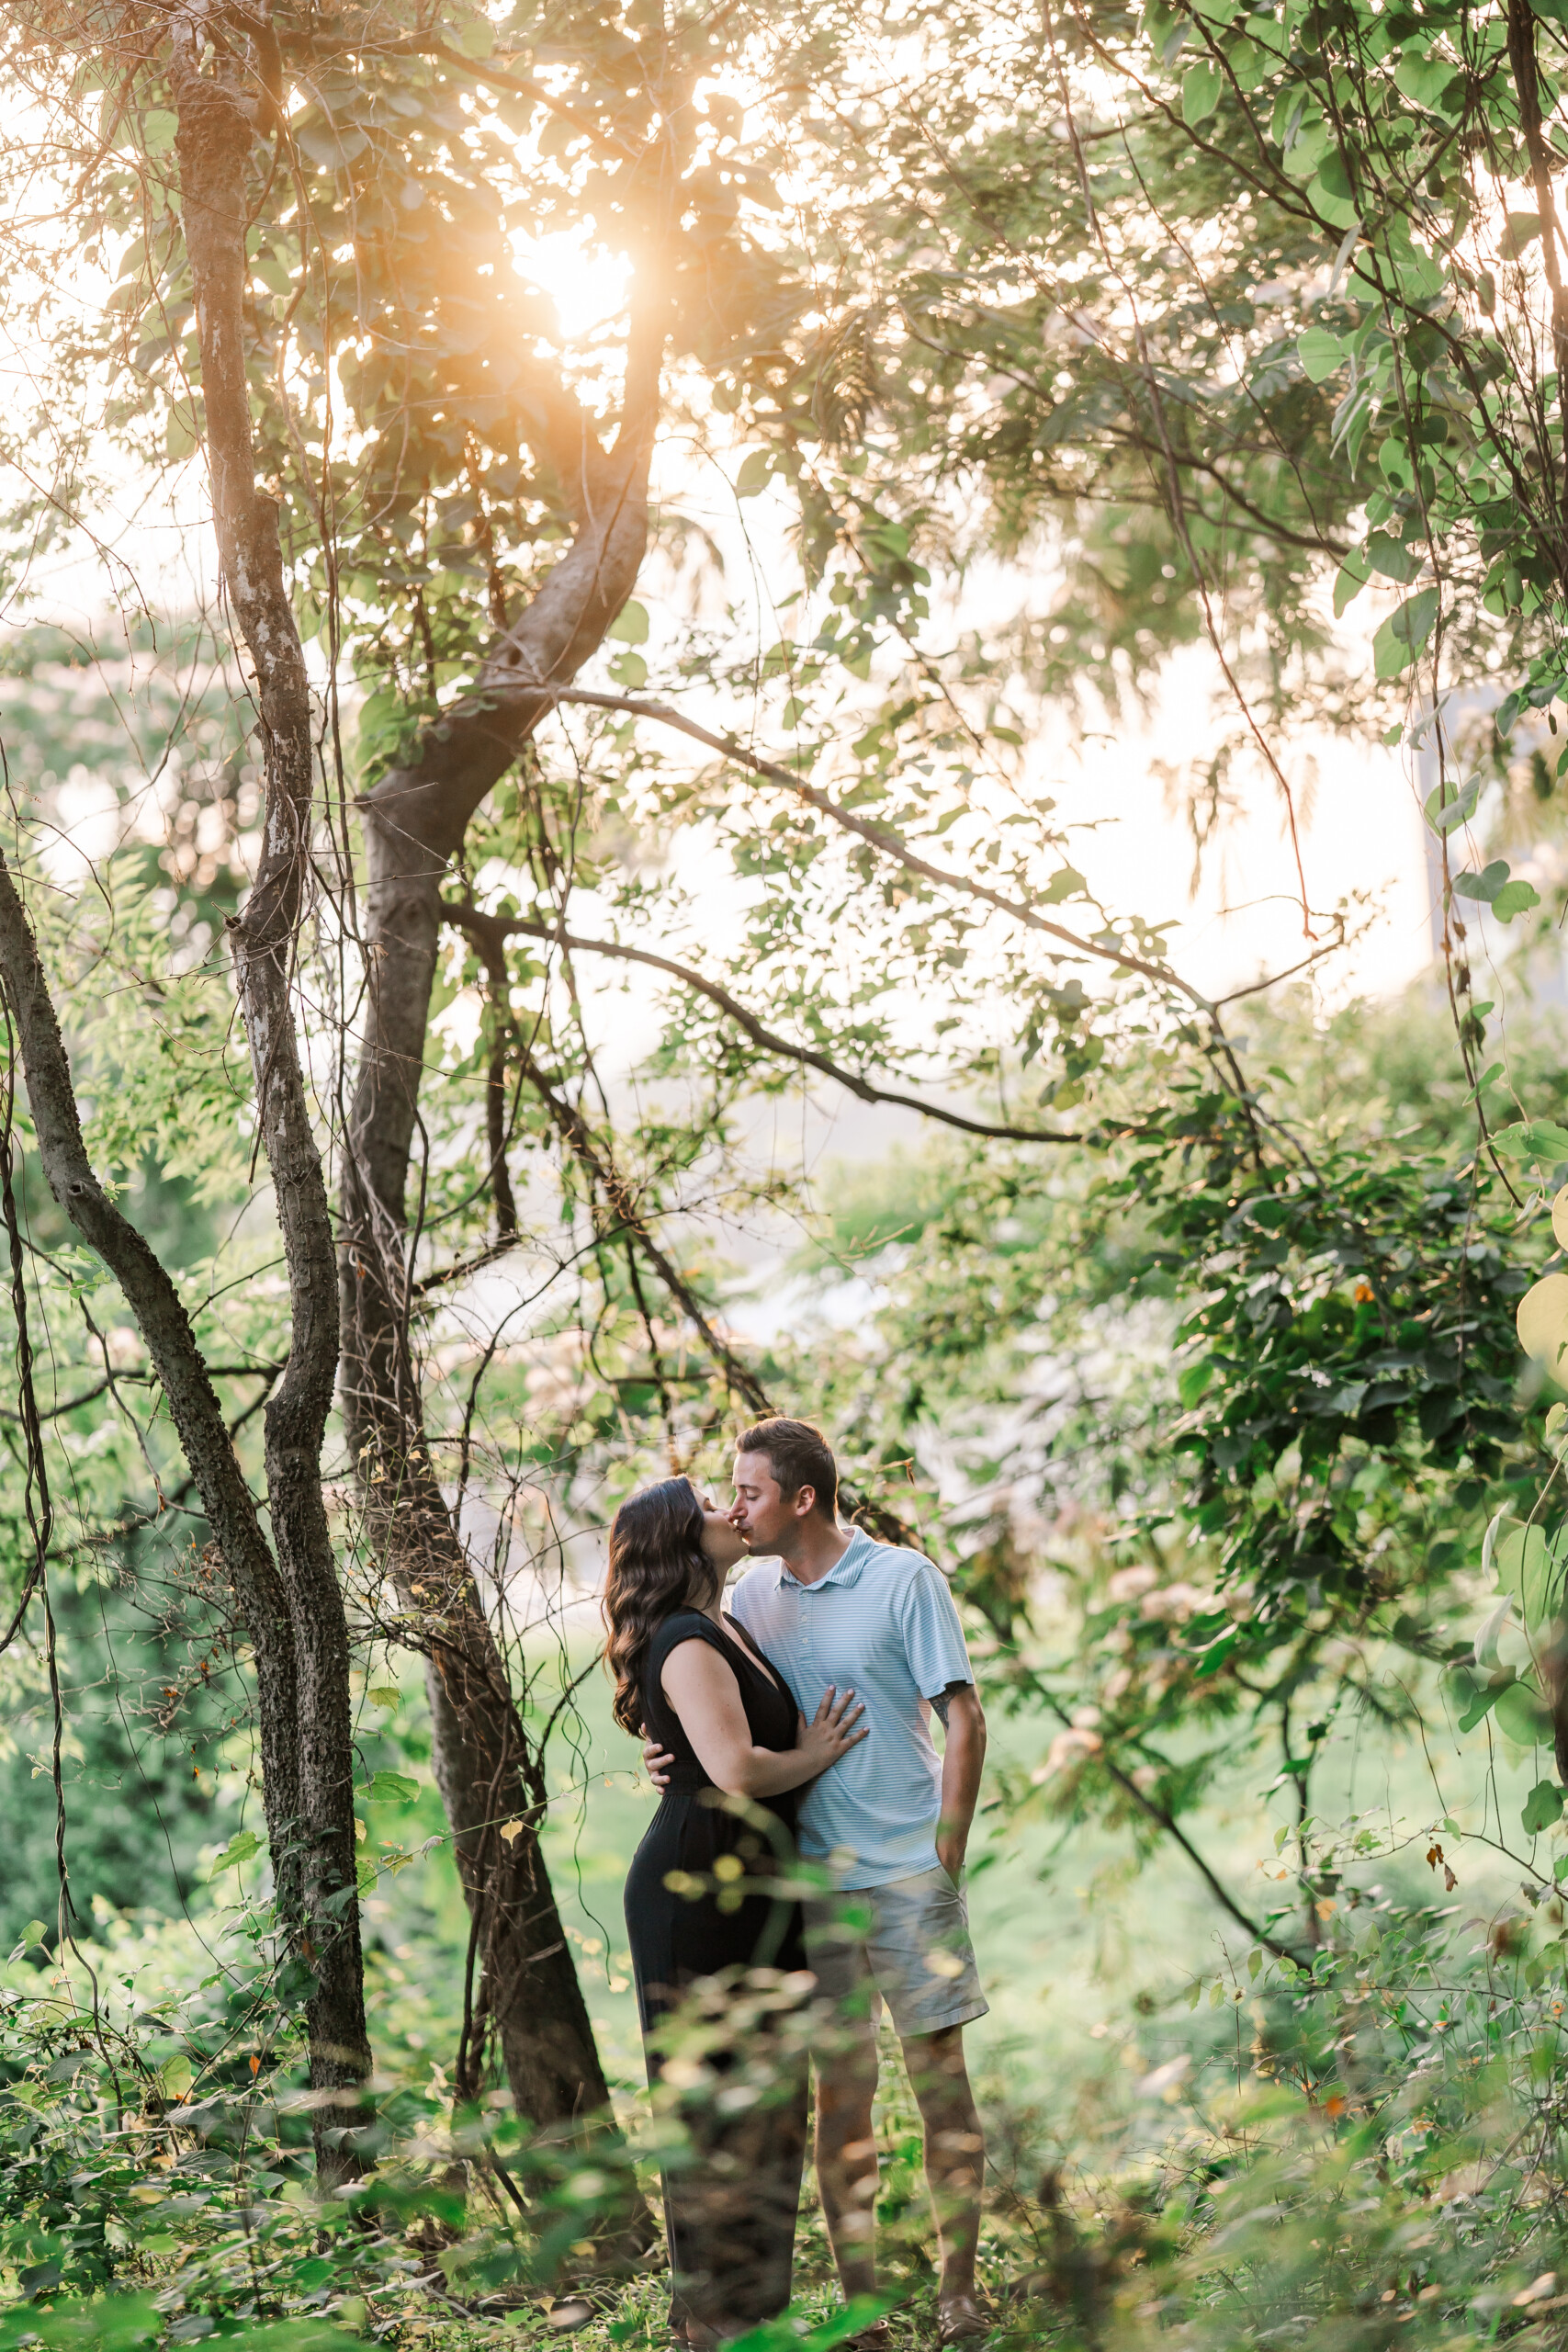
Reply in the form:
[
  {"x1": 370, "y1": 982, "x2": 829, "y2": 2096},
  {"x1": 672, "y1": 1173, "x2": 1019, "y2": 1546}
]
[
  {"x1": 536, "y1": 689, "x2": 1345, "y2": 1019},
  {"x1": 445, "y1": 900, "x2": 1082, "y2": 1146}
]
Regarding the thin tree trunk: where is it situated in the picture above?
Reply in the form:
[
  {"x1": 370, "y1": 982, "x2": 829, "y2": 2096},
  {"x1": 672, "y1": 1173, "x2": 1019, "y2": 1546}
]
[{"x1": 170, "y1": 9, "x2": 370, "y2": 2176}]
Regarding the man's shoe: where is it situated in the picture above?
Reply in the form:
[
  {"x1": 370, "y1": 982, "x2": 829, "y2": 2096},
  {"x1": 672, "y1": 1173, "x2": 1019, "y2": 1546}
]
[{"x1": 936, "y1": 2295, "x2": 992, "y2": 2345}]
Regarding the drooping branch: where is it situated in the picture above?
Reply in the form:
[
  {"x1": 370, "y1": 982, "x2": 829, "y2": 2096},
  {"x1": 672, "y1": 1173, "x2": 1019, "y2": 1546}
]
[{"x1": 446, "y1": 900, "x2": 1083, "y2": 1147}]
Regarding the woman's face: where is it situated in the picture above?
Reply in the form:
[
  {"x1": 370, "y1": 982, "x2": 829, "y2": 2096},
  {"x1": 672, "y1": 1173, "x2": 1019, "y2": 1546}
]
[{"x1": 696, "y1": 1489, "x2": 747, "y2": 1578}]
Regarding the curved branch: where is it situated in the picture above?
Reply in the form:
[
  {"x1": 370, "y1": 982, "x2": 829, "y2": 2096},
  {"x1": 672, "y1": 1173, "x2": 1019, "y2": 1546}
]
[
  {"x1": 536, "y1": 689, "x2": 1345, "y2": 1019},
  {"x1": 445, "y1": 900, "x2": 1083, "y2": 1146}
]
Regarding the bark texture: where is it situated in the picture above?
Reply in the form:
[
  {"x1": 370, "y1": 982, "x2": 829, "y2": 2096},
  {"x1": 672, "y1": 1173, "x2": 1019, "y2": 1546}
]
[
  {"x1": 170, "y1": 13, "x2": 370, "y2": 2173},
  {"x1": 339, "y1": 342, "x2": 660, "y2": 2149}
]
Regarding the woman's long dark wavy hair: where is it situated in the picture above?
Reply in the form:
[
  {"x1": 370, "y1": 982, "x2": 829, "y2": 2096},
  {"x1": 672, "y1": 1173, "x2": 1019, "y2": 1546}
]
[{"x1": 603, "y1": 1476, "x2": 717, "y2": 1735}]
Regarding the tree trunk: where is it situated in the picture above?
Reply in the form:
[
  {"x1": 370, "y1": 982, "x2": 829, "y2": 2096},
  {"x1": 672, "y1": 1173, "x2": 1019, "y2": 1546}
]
[
  {"x1": 169, "y1": 11, "x2": 370, "y2": 2177},
  {"x1": 338, "y1": 365, "x2": 659, "y2": 2167}
]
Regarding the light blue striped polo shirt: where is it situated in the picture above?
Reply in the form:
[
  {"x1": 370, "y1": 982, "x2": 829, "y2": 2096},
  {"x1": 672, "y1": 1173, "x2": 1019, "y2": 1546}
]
[{"x1": 728, "y1": 1528, "x2": 975, "y2": 1891}]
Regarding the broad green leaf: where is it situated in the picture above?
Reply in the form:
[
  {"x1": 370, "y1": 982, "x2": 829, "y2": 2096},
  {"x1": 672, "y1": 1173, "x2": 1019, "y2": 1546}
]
[
  {"x1": 1452, "y1": 860, "x2": 1509, "y2": 903},
  {"x1": 208, "y1": 1829, "x2": 262, "y2": 1878},
  {"x1": 1297, "y1": 327, "x2": 1346, "y2": 382},
  {"x1": 1040, "y1": 866, "x2": 1086, "y2": 905},
  {"x1": 1495, "y1": 1678, "x2": 1552, "y2": 1747},
  {"x1": 1493, "y1": 1120, "x2": 1568, "y2": 1164},
  {"x1": 360, "y1": 1770, "x2": 420, "y2": 1804},
  {"x1": 1182, "y1": 61, "x2": 1223, "y2": 123},
  {"x1": 161, "y1": 2052, "x2": 193, "y2": 2098},
  {"x1": 367, "y1": 1686, "x2": 401, "y2": 1711},
  {"x1": 293, "y1": 121, "x2": 370, "y2": 168},
  {"x1": 735, "y1": 450, "x2": 774, "y2": 497},
  {"x1": 1371, "y1": 586, "x2": 1439, "y2": 679},
  {"x1": 1492, "y1": 878, "x2": 1541, "y2": 922},
  {"x1": 607, "y1": 600, "x2": 649, "y2": 644},
  {"x1": 1450, "y1": 1662, "x2": 1510, "y2": 1733},
  {"x1": 1332, "y1": 548, "x2": 1370, "y2": 615},
  {"x1": 1523, "y1": 1779, "x2": 1564, "y2": 1834},
  {"x1": 1366, "y1": 530, "x2": 1422, "y2": 583},
  {"x1": 1394, "y1": 51, "x2": 1462, "y2": 112},
  {"x1": 1422, "y1": 775, "x2": 1479, "y2": 834},
  {"x1": 1494, "y1": 1523, "x2": 1558, "y2": 1630}
]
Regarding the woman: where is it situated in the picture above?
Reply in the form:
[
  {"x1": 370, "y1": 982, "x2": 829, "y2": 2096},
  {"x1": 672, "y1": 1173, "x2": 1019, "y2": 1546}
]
[{"x1": 604, "y1": 1475, "x2": 867, "y2": 2346}]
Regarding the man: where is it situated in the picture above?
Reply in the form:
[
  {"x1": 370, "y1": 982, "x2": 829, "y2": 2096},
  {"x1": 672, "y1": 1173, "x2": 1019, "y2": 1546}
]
[{"x1": 649, "y1": 1418, "x2": 990, "y2": 2344}]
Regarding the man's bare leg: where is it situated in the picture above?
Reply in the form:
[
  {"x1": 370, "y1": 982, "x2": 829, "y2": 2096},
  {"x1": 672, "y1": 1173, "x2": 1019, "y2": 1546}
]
[
  {"x1": 813, "y1": 2016, "x2": 883, "y2": 2304},
  {"x1": 903, "y1": 2025, "x2": 986, "y2": 2324}
]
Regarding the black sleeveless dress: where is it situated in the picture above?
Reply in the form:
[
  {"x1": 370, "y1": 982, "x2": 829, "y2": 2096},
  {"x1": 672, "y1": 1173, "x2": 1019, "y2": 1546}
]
[{"x1": 625, "y1": 1609, "x2": 810, "y2": 2329}]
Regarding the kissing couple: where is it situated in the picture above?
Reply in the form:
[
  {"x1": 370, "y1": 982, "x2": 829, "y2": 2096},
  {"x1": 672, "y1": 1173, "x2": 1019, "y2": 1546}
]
[{"x1": 603, "y1": 1418, "x2": 990, "y2": 2349}]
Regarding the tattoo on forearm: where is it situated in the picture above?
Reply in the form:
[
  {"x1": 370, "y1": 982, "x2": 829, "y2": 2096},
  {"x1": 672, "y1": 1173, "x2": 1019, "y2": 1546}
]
[{"x1": 931, "y1": 1680, "x2": 970, "y2": 1729}]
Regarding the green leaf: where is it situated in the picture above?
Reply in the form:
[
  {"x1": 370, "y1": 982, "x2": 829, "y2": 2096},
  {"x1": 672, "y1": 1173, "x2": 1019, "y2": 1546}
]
[
  {"x1": 208, "y1": 1829, "x2": 262, "y2": 1878},
  {"x1": 1452, "y1": 860, "x2": 1510, "y2": 904},
  {"x1": 161, "y1": 2052, "x2": 193, "y2": 2098},
  {"x1": 1490, "y1": 1119, "x2": 1568, "y2": 1164},
  {"x1": 1297, "y1": 327, "x2": 1346, "y2": 383},
  {"x1": 1450, "y1": 1662, "x2": 1510, "y2": 1733},
  {"x1": 610, "y1": 649, "x2": 649, "y2": 689},
  {"x1": 1495, "y1": 1524, "x2": 1558, "y2": 1632},
  {"x1": 735, "y1": 450, "x2": 774, "y2": 497},
  {"x1": 457, "y1": 14, "x2": 495, "y2": 54},
  {"x1": 1371, "y1": 586, "x2": 1439, "y2": 679},
  {"x1": 1495, "y1": 1677, "x2": 1552, "y2": 1747},
  {"x1": 1366, "y1": 530, "x2": 1422, "y2": 583},
  {"x1": 1040, "y1": 866, "x2": 1086, "y2": 905},
  {"x1": 607, "y1": 600, "x2": 649, "y2": 645},
  {"x1": 294, "y1": 122, "x2": 370, "y2": 168},
  {"x1": 1523, "y1": 1780, "x2": 1564, "y2": 1834},
  {"x1": 1332, "y1": 548, "x2": 1371, "y2": 616},
  {"x1": 367, "y1": 1686, "x2": 401, "y2": 1711},
  {"x1": 1492, "y1": 878, "x2": 1541, "y2": 922},
  {"x1": 1423, "y1": 775, "x2": 1479, "y2": 834},
  {"x1": 1182, "y1": 61, "x2": 1223, "y2": 123},
  {"x1": 360, "y1": 1770, "x2": 419, "y2": 1804}
]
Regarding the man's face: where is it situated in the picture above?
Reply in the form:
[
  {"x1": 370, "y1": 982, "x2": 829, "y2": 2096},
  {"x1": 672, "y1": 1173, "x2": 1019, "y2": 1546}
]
[{"x1": 731, "y1": 1450, "x2": 809, "y2": 1550}]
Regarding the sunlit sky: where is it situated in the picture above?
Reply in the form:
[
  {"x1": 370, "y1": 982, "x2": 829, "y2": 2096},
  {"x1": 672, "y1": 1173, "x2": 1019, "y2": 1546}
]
[{"x1": 4, "y1": 196, "x2": 1451, "y2": 1051}]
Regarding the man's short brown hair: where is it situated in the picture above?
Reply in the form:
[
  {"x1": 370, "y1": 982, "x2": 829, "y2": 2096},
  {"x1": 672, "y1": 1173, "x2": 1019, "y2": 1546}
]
[{"x1": 736, "y1": 1418, "x2": 838, "y2": 1520}]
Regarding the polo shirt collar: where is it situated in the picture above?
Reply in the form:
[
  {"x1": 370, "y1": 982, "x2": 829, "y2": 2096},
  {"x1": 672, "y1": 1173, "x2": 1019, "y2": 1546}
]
[{"x1": 773, "y1": 1528, "x2": 875, "y2": 1590}]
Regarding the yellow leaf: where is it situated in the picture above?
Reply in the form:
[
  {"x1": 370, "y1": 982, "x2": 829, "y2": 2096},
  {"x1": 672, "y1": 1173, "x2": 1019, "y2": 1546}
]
[
  {"x1": 1517, "y1": 1272, "x2": 1568, "y2": 1371},
  {"x1": 1552, "y1": 1184, "x2": 1568, "y2": 1251}
]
